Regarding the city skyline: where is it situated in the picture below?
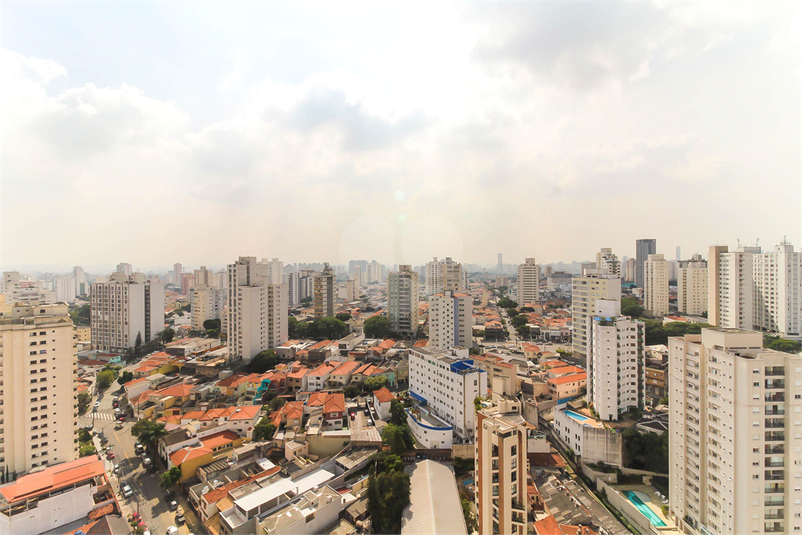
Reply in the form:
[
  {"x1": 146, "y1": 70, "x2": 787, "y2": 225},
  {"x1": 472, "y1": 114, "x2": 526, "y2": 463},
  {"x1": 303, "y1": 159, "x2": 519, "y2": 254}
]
[{"x1": 2, "y1": 2, "x2": 799, "y2": 268}]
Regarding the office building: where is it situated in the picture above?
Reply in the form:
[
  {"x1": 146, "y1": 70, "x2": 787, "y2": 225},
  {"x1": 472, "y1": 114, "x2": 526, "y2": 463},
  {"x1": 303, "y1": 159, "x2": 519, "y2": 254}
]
[
  {"x1": 227, "y1": 256, "x2": 288, "y2": 362},
  {"x1": 596, "y1": 248, "x2": 622, "y2": 278},
  {"x1": 517, "y1": 258, "x2": 540, "y2": 306},
  {"x1": 476, "y1": 398, "x2": 528, "y2": 535},
  {"x1": 116, "y1": 262, "x2": 132, "y2": 276},
  {"x1": 644, "y1": 254, "x2": 669, "y2": 316},
  {"x1": 72, "y1": 266, "x2": 86, "y2": 296},
  {"x1": 313, "y1": 264, "x2": 335, "y2": 319},
  {"x1": 387, "y1": 265, "x2": 420, "y2": 337},
  {"x1": 173, "y1": 262, "x2": 183, "y2": 290},
  {"x1": 90, "y1": 272, "x2": 165, "y2": 352},
  {"x1": 0, "y1": 303, "x2": 78, "y2": 475},
  {"x1": 635, "y1": 239, "x2": 657, "y2": 288},
  {"x1": 587, "y1": 299, "x2": 645, "y2": 421},
  {"x1": 668, "y1": 328, "x2": 802, "y2": 535},
  {"x1": 190, "y1": 285, "x2": 226, "y2": 332},
  {"x1": 677, "y1": 255, "x2": 708, "y2": 316},
  {"x1": 428, "y1": 290, "x2": 472, "y2": 350},
  {"x1": 571, "y1": 271, "x2": 620, "y2": 361}
]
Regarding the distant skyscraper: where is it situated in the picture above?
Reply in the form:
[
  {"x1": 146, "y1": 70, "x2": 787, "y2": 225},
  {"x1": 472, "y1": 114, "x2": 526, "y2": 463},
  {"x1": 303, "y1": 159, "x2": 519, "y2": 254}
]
[
  {"x1": 190, "y1": 285, "x2": 226, "y2": 332},
  {"x1": 424, "y1": 257, "x2": 464, "y2": 296},
  {"x1": 91, "y1": 272, "x2": 165, "y2": 352},
  {"x1": 644, "y1": 254, "x2": 669, "y2": 316},
  {"x1": 116, "y1": 262, "x2": 132, "y2": 276},
  {"x1": 173, "y1": 263, "x2": 182, "y2": 289},
  {"x1": 596, "y1": 248, "x2": 621, "y2": 278},
  {"x1": 313, "y1": 263, "x2": 335, "y2": 318},
  {"x1": 72, "y1": 266, "x2": 86, "y2": 295},
  {"x1": 387, "y1": 265, "x2": 419, "y2": 336},
  {"x1": 55, "y1": 276, "x2": 76, "y2": 303},
  {"x1": 676, "y1": 245, "x2": 681, "y2": 261},
  {"x1": 497, "y1": 253, "x2": 503, "y2": 274},
  {"x1": 635, "y1": 239, "x2": 656, "y2": 288},
  {"x1": 429, "y1": 291, "x2": 472, "y2": 350},
  {"x1": 517, "y1": 258, "x2": 540, "y2": 306},
  {"x1": 677, "y1": 255, "x2": 708, "y2": 316}
]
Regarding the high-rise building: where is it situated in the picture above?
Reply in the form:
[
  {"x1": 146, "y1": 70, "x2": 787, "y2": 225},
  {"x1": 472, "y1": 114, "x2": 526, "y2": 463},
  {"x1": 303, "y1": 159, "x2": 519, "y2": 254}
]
[
  {"x1": 677, "y1": 255, "x2": 708, "y2": 316},
  {"x1": 285, "y1": 271, "x2": 300, "y2": 306},
  {"x1": 116, "y1": 262, "x2": 132, "y2": 276},
  {"x1": 624, "y1": 257, "x2": 636, "y2": 282},
  {"x1": 343, "y1": 279, "x2": 357, "y2": 303},
  {"x1": 596, "y1": 248, "x2": 622, "y2": 278},
  {"x1": 90, "y1": 272, "x2": 164, "y2": 352},
  {"x1": 194, "y1": 266, "x2": 211, "y2": 287},
  {"x1": 425, "y1": 258, "x2": 442, "y2": 296},
  {"x1": 313, "y1": 264, "x2": 335, "y2": 319},
  {"x1": 587, "y1": 299, "x2": 645, "y2": 420},
  {"x1": 387, "y1": 265, "x2": 419, "y2": 336},
  {"x1": 425, "y1": 257, "x2": 464, "y2": 296},
  {"x1": 644, "y1": 253, "x2": 669, "y2": 316},
  {"x1": 0, "y1": 303, "x2": 78, "y2": 475},
  {"x1": 497, "y1": 253, "x2": 503, "y2": 274},
  {"x1": 571, "y1": 271, "x2": 620, "y2": 361},
  {"x1": 72, "y1": 266, "x2": 86, "y2": 296},
  {"x1": 189, "y1": 285, "x2": 226, "y2": 332},
  {"x1": 428, "y1": 290, "x2": 472, "y2": 350},
  {"x1": 227, "y1": 256, "x2": 287, "y2": 362},
  {"x1": 173, "y1": 263, "x2": 183, "y2": 289},
  {"x1": 516, "y1": 258, "x2": 540, "y2": 306},
  {"x1": 181, "y1": 272, "x2": 195, "y2": 295},
  {"x1": 55, "y1": 276, "x2": 76, "y2": 303},
  {"x1": 635, "y1": 239, "x2": 657, "y2": 288},
  {"x1": 476, "y1": 398, "x2": 528, "y2": 535},
  {"x1": 668, "y1": 328, "x2": 802, "y2": 535},
  {"x1": 351, "y1": 265, "x2": 363, "y2": 287},
  {"x1": 261, "y1": 258, "x2": 284, "y2": 285}
]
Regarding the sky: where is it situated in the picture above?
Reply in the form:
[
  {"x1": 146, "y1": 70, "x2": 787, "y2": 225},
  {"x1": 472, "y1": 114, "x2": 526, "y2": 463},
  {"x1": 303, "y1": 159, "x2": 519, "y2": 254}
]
[{"x1": 1, "y1": 1, "x2": 800, "y2": 272}]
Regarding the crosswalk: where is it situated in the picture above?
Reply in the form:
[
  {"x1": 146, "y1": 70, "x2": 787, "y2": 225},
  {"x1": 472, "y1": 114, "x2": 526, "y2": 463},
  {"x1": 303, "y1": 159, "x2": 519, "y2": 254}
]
[{"x1": 80, "y1": 412, "x2": 117, "y2": 421}]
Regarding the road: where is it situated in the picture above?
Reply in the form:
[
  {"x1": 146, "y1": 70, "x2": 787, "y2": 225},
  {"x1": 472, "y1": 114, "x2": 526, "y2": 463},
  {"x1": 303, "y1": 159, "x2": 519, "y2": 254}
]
[{"x1": 81, "y1": 379, "x2": 194, "y2": 535}]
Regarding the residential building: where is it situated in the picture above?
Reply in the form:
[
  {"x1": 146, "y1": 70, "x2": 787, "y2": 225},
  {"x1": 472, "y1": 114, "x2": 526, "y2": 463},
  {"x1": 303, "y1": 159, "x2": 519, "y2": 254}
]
[
  {"x1": 623, "y1": 257, "x2": 636, "y2": 282},
  {"x1": 635, "y1": 239, "x2": 657, "y2": 288},
  {"x1": 668, "y1": 328, "x2": 802, "y2": 535},
  {"x1": 587, "y1": 299, "x2": 645, "y2": 420},
  {"x1": 1, "y1": 272, "x2": 56, "y2": 305},
  {"x1": 190, "y1": 285, "x2": 226, "y2": 332},
  {"x1": 387, "y1": 265, "x2": 420, "y2": 336},
  {"x1": 90, "y1": 272, "x2": 165, "y2": 352},
  {"x1": 517, "y1": 258, "x2": 540, "y2": 306},
  {"x1": 55, "y1": 276, "x2": 76, "y2": 303},
  {"x1": 373, "y1": 387, "x2": 395, "y2": 420},
  {"x1": 425, "y1": 257, "x2": 464, "y2": 296},
  {"x1": 73, "y1": 266, "x2": 87, "y2": 296},
  {"x1": 476, "y1": 398, "x2": 528, "y2": 535},
  {"x1": 174, "y1": 262, "x2": 183, "y2": 289},
  {"x1": 227, "y1": 257, "x2": 288, "y2": 363},
  {"x1": 194, "y1": 266, "x2": 212, "y2": 287},
  {"x1": 261, "y1": 258, "x2": 284, "y2": 285},
  {"x1": 571, "y1": 271, "x2": 620, "y2": 361},
  {"x1": 254, "y1": 484, "x2": 350, "y2": 535},
  {"x1": 752, "y1": 240, "x2": 802, "y2": 339},
  {"x1": 552, "y1": 408, "x2": 622, "y2": 466},
  {"x1": 408, "y1": 347, "x2": 486, "y2": 442},
  {"x1": 116, "y1": 262, "x2": 132, "y2": 276},
  {"x1": 0, "y1": 303, "x2": 78, "y2": 475},
  {"x1": 313, "y1": 264, "x2": 335, "y2": 319},
  {"x1": 677, "y1": 255, "x2": 708, "y2": 316},
  {"x1": 644, "y1": 254, "x2": 669, "y2": 316},
  {"x1": 401, "y1": 460, "x2": 468, "y2": 535},
  {"x1": 344, "y1": 279, "x2": 357, "y2": 302},
  {"x1": 428, "y1": 291, "x2": 472, "y2": 350},
  {"x1": 596, "y1": 248, "x2": 622, "y2": 278}
]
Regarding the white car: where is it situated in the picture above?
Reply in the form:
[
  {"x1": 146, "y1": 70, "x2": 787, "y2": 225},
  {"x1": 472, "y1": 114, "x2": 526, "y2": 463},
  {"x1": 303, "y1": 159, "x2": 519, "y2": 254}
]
[
  {"x1": 94, "y1": 401, "x2": 101, "y2": 408},
  {"x1": 121, "y1": 483, "x2": 133, "y2": 498},
  {"x1": 166, "y1": 526, "x2": 179, "y2": 535}
]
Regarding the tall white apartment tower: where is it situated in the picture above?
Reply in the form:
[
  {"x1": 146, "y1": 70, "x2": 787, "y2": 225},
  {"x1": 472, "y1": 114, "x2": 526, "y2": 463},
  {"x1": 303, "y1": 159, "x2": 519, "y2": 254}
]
[
  {"x1": 261, "y1": 258, "x2": 284, "y2": 285},
  {"x1": 387, "y1": 265, "x2": 420, "y2": 336},
  {"x1": 517, "y1": 258, "x2": 540, "y2": 306},
  {"x1": 343, "y1": 279, "x2": 357, "y2": 303},
  {"x1": 677, "y1": 255, "x2": 708, "y2": 316},
  {"x1": 669, "y1": 328, "x2": 802, "y2": 535},
  {"x1": 753, "y1": 240, "x2": 802, "y2": 339},
  {"x1": 708, "y1": 244, "x2": 760, "y2": 331},
  {"x1": 189, "y1": 285, "x2": 226, "y2": 332},
  {"x1": 90, "y1": 273, "x2": 165, "y2": 352},
  {"x1": 72, "y1": 266, "x2": 86, "y2": 296},
  {"x1": 644, "y1": 254, "x2": 669, "y2": 316},
  {"x1": 571, "y1": 271, "x2": 621, "y2": 361},
  {"x1": 425, "y1": 258, "x2": 442, "y2": 296},
  {"x1": 587, "y1": 299, "x2": 645, "y2": 421},
  {"x1": 173, "y1": 263, "x2": 183, "y2": 288},
  {"x1": 227, "y1": 256, "x2": 287, "y2": 362},
  {"x1": 476, "y1": 399, "x2": 528, "y2": 535},
  {"x1": 429, "y1": 291, "x2": 472, "y2": 350},
  {"x1": 55, "y1": 277, "x2": 76, "y2": 303},
  {"x1": 0, "y1": 304, "x2": 78, "y2": 476},
  {"x1": 425, "y1": 257, "x2": 465, "y2": 296},
  {"x1": 116, "y1": 263, "x2": 132, "y2": 276},
  {"x1": 194, "y1": 266, "x2": 211, "y2": 287},
  {"x1": 596, "y1": 248, "x2": 622, "y2": 278},
  {"x1": 313, "y1": 264, "x2": 335, "y2": 319}
]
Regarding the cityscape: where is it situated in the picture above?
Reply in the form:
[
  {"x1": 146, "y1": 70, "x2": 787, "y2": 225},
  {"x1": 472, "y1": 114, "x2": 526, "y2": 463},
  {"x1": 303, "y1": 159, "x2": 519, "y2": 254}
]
[{"x1": 2, "y1": 3, "x2": 801, "y2": 535}]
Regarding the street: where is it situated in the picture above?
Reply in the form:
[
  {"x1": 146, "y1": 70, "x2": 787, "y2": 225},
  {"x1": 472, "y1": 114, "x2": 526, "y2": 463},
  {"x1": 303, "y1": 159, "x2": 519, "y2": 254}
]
[{"x1": 80, "y1": 379, "x2": 194, "y2": 535}]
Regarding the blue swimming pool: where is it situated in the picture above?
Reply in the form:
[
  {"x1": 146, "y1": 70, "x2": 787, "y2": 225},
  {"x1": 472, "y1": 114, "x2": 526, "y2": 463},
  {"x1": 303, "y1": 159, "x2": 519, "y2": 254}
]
[
  {"x1": 624, "y1": 490, "x2": 666, "y2": 527},
  {"x1": 462, "y1": 478, "x2": 474, "y2": 486},
  {"x1": 564, "y1": 410, "x2": 589, "y2": 422}
]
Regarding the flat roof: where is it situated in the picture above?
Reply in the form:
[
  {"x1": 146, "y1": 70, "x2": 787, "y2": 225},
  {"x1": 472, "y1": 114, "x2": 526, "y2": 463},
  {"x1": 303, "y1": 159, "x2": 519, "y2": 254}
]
[
  {"x1": 0, "y1": 457, "x2": 105, "y2": 503},
  {"x1": 233, "y1": 468, "x2": 335, "y2": 512}
]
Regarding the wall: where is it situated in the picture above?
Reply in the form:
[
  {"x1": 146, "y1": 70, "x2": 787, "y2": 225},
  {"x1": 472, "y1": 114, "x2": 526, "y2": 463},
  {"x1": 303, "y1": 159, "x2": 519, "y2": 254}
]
[
  {"x1": 2, "y1": 483, "x2": 94, "y2": 535},
  {"x1": 307, "y1": 432, "x2": 351, "y2": 458},
  {"x1": 580, "y1": 462, "x2": 617, "y2": 484},
  {"x1": 452, "y1": 443, "x2": 475, "y2": 459},
  {"x1": 583, "y1": 427, "x2": 623, "y2": 466},
  {"x1": 597, "y1": 479, "x2": 661, "y2": 535}
]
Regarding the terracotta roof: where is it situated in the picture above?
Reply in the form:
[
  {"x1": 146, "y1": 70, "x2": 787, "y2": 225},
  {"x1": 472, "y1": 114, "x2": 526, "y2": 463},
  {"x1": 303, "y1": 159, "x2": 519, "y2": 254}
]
[
  {"x1": 331, "y1": 360, "x2": 360, "y2": 376},
  {"x1": 307, "y1": 364, "x2": 334, "y2": 377},
  {"x1": 412, "y1": 340, "x2": 428, "y2": 348},
  {"x1": 527, "y1": 452, "x2": 565, "y2": 468},
  {"x1": 201, "y1": 430, "x2": 240, "y2": 449},
  {"x1": 87, "y1": 502, "x2": 115, "y2": 520},
  {"x1": 0, "y1": 457, "x2": 105, "y2": 502},
  {"x1": 200, "y1": 407, "x2": 236, "y2": 421},
  {"x1": 171, "y1": 446, "x2": 212, "y2": 466},
  {"x1": 307, "y1": 392, "x2": 328, "y2": 407},
  {"x1": 63, "y1": 520, "x2": 100, "y2": 535},
  {"x1": 323, "y1": 392, "x2": 345, "y2": 414},
  {"x1": 309, "y1": 339, "x2": 334, "y2": 350},
  {"x1": 217, "y1": 373, "x2": 248, "y2": 388},
  {"x1": 549, "y1": 365, "x2": 584, "y2": 376},
  {"x1": 373, "y1": 387, "x2": 394, "y2": 404},
  {"x1": 227, "y1": 405, "x2": 262, "y2": 421},
  {"x1": 201, "y1": 466, "x2": 281, "y2": 504},
  {"x1": 181, "y1": 410, "x2": 206, "y2": 421},
  {"x1": 77, "y1": 359, "x2": 107, "y2": 366},
  {"x1": 156, "y1": 382, "x2": 194, "y2": 398},
  {"x1": 278, "y1": 340, "x2": 301, "y2": 348},
  {"x1": 540, "y1": 359, "x2": 570, "y2": 369},
  {"x1": 534, "y1": 514, "x2": 563, "y2": 535},
  {"x1": 287, "y1": 367, "x2": 310, "y2": 379},
  {"x1": 547, "y1": 372, "x2": 587, "y2": 385}
]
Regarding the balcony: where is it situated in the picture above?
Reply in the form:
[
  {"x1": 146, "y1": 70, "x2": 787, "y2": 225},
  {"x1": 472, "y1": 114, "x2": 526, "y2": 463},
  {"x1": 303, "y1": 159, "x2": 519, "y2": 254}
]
[
  {"x1": 765, "y1": 513, "x2": 784, "y2": 520},
  {"x1": 765, "y1": 431, "x2": 785, "y2": 442},
  {"x1": 765, "y1": 470, "x2": 785, "y2": 481},
  {"x1": 765, "y1": 419, "x2": 785, "y2": 429},
  {"x1": 765, "y1": 393, "x2": 785, "y2": 402},
  {"x1": 766, "y1": 445, "x2": 785, "y2": 455},
  {"x1": 766, "y1": 459, "x2": 785, "y2": 468},
  {"x1": 765, "y1": 367, "x2": 785, "y2": 376},
  {"x1": 765, "y1": 485, "x2": 785, "y2": 494},
  {"x1": 765, "y1": 379, "x2": 785, "y2": 390},
  {"x1": 764, "y1": 523, "x2": 784, "y2": 533},
  {"x1": 766, "y1": 406, "x2": 785, "y2": 416}
]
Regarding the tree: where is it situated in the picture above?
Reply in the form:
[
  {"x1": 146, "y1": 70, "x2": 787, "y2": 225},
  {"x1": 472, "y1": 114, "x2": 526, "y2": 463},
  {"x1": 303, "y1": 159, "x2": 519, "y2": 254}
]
[
  {"x1": 367, "y1": 470, "x2": 411, "y2": 534},
  {"x1": 621, "y1": 296, "x2": 645, "y2": 318},
  {"x1": 77, "y1": 392, "x2": 92, "y2": 415},
  {"x1": 364, "y1": 316, "x2": 392, "y2": 338},
  {"x1": 268, "y1": 397, "x2": 286, "y2": 412},
  {"x1": 335, "y1": 313, "x2": 352, "y2": 322},
  {"x1": 363, "y1": 376, "x2": 388, "y2": 392},
  {"x1": 344, "y1": 385, "x2": 361, "y2": 398},
  {"x1": 79, "y1": 444, "x2": 96, "y2": 457},
  {"x1": 135, "y1": 332, "x2": 142, "y2": 356},
  {"x1": 469, "y1": 347, "x2": 480, "y2": 355},
  {"x1": 300, "y1": 297, "x2": 312, "y2": 305},
  {"x1": 497, "y1": 297, "x2": 518, "y2": 309},
  {"x1": 253, "y1": 416, "x2": 277, "y2": 441},
  {"x1": 511, "y1": 315, "x2": 528, "y2": 328},
  {"x1": 96, "y1": 369, "x2": 117, "y2": 390},
  {"x1": 79, "y1": 428, "x2": 92, "y2": 443},
  {"x1": 248, "y1": 350, "x2": 278, "y2": 374},
  {"x1": 131, "y1": 420, "x2": 168, "y2": 456},
  {"x1": 765, "y1": 335, "x2": 802, "y2": 354},
  {"x1": 119, "y1": 371, "x2": 134, "y2": 386},
  {"x1": 160, "y1": 328, "x2": 175, "y2": 344},
  {"x1": 316, "y1": 316, "x2": 348, "y2": 339},
  {"x1": 382, "y1": 423, "x2": 414, "y2": 454},
  {"x1": 622, "y1": 428, "x2": 669, "y2": 473},
  {"x1": 203, "y1": 318, "x2": 222, "y2": 338},
  {"x1": 389, "y1": 400, "x2": 407, "y2": 426},
  {"x1": 462, "y1": 498, "x2": 478, "y2": 533},
  {"x1": 519, "y1": 306, "x2": 535, "y2": 313},
  {"x1": 517, "y1": 325, "x2": 530, "y2": 337},
  {"x1": 160, "y1": 466, "x2": 181, "y2": 489},
  {"x1": 70, "y1": 304, "x2": 91, "y2": 326}
]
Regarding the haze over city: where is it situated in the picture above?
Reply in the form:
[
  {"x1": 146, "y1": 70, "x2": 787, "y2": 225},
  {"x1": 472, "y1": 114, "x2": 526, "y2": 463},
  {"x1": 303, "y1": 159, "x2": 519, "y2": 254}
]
[{"x1": 2, "y1": 2, "x2": 800, "y2": 270}]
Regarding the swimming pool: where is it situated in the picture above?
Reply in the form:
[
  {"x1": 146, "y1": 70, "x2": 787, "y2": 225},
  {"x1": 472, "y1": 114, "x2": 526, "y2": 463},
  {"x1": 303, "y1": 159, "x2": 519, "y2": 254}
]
[
  {"x1": 564, "y1": 410, "x2": 589, "y2": 422},
  {"x1": 624, "y1": 490, "x2": 666, "y2": 527},
  {"x1": 462, "y1": 478, "x2": 474, "y2": 486}
]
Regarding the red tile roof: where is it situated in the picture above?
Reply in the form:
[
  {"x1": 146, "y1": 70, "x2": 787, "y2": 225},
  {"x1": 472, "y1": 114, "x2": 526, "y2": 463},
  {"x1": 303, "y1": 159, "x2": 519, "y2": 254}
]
[
  {"x1": 373, "y1": 387, "x2": 394, "y2": 404},
  {"x1": 0, "y1": 457, "x2": 105, "y2": 502},
  {"x1": 323, "y1": 393, "x2": 345, "y2": 414},
  {"x1": 412, "y1": 340, "x2": 428, "y2": 348},
  {"x1": 307, "y1": 364, "x2": 334, "y2": 377},
  {"x1": 547, "y1": 373, "x2": 587, "y2": 385},
  {"x1": 228, "y1": 405, "x2": 262, "y2": 421}
]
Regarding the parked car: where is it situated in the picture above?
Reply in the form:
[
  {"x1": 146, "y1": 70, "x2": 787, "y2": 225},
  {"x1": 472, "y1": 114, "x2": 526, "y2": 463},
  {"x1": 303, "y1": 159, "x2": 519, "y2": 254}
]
[
  {"x1": 113, "y1": 464, "x2": 120, "y2": 475},
  {"x1": 114, "y1": 422, "x2": 123, "y2": 430},
  {"x1": 94, "y1": 401, "x2": 101, "y2": 408},
  {"x1": 121, "y1": 483, "x2": 133, "y2": 498},
  {"x1": 143, "y1": 457, "x2": 153, "y2": 471},
  {"x1": 168, "y1": 499, "x2": 178, "y2": 511},
  {"x1": 117, "y1": 415, "x2": 125, "y2": 422},
  {"x1": 106, "y1": 451, "x2": 115, "y2": 459},
  {"x1": 175, "y1": 513, "x2": 185, "y2": 525},
  {"x1": 165, "y1": 526, "x2": 178, "y2": 535}
]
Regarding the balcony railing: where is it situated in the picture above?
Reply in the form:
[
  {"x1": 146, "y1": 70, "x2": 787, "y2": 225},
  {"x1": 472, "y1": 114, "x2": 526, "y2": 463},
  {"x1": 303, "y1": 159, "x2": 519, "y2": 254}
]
[
  {"x1": 766, "y1": 459, "x2": 785, "y2": 468},
  {"x1": 765, "y1": 379, "x2": 785, "y2": 390},
  {"x1": 765, "y1": 486, "x2": 785, "y2": 494},
  {"x1": 765, "y1": 393, "x2": 785, "y2": 402},
  {"x1": 766, "y1": 445, "x2": 785, "y2": 455},
  {"x1": 765, "y1": 497, "x2": 784, "y2": 506},
  {"x1": 765, "y1": 431, "x2": 785, "y2": 442}
]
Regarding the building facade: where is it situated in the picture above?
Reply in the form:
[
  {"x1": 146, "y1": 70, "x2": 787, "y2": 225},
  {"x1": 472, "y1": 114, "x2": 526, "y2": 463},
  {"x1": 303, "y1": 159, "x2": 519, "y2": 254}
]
[
  {"x1": 644, "y1": 253, "x2": 669, "y2": 316},
  {"x1": 313, "y1": 264, "x2": 335, "y2": 319},
  {"x1": 0, "y1": 304, "x2": 78, "y2": 476},
  {"x1": 516, "y1": 258, "x2": 540, "y2": 306},
  {"x1": 677, "y1": 256, "x2": 708, "y2": 316},
  {"x1": 428, "y1": 291, "x2": 472, "y2": 350},
  {"x1": 387, "y1": 265, "x2": 420, "y2": 336},
  {"x1": 571, "y1": 272, "x2": 620, "y2": 361},
  {"x1": 669, "y1": 328, "x2": 802, "y2": 535},
  {"x1": 596, "y1": 248, "x2": 622, "y2": 278},
  {"x1": 635, "y1": 239, "x2": 657, "y2": 288},
  {"x1": 190, "y1": 285, "x2": 226, "y2": 332}
]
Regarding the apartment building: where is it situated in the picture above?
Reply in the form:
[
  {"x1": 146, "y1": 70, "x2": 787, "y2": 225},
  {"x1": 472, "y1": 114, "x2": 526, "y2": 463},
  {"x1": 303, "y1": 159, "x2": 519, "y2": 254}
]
[
  {"x1": 55, "y1": 276, "x2": 76, "y2": 303},
  {"x1": 313, "y1": 264, "x2": 335, "y2": 319},
  {"x1": 587, "y1": 299, "x2": 645, "y2": 421},
  {"x1": 116, "y1": 262, "x2": 132, "y2": 276},
  {"x1": 227, "y1": 257, "x2": 288, "y2": 362},
  {"x1": 571, "y1": 271, "x2": 620, "y2": 361},
  {"x1": 644, "y1": 254, "x2": 669, "y2": 316},
  {"x1": 408, "y1": 347, "x2": 486, "y2": 441},
  {"x1": 387, "y1": 265, "x2": 420, "y2": 336},
  {"x1": 425, "y1": 257, "x2": 464, "y2": 296},
  {"x1": 668, "y1": 328, "x2": 802, "y2": 535},
  {"x1": 596, "y1": 248, "x2": 622, "y2": 278},
  {"x1": 677, "y1": 255, "x2": 708, "y2": 316},
  {"x1": 73, "y1": 266, "x2": 87, "y2": 296},
  {"x1": 635, "y1": 239, "x2": 657, "y2": 288},
  {"x1": 517, "y1": 258, "x2": 540, "y2": 306},
  {"x1": 90, "y1": 272, "x2": 165, "y2": 352},
  {"x1": 428, "y1": 290, "x2": 472, "y2": 350},
  {"x1": 190, "y1": 285, "x2": 227, "y2": 332},
  {"x1": 344, "y1": 279, "x2": 357, "y2": 303},
  {"x1": 1, "y1": 272, "x2": 56, "y2": 305},
  {"x1": 476, "y1": 398, "x2": 528, "y2": 535},
  {"x1": 0, "y1": 303, "x2": 78, "y2": 476}
]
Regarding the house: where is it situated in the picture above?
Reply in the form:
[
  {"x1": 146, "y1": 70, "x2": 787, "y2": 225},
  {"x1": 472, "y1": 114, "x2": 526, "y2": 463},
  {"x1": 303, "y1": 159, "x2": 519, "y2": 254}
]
[
  {"x1": 227, "y1": 405, "x2": 264, "y2": 438},
  {"x1": 307, "y1": 340, "x2": 337, "y2": 364},
  {"x1": 168, "y1": 430, "x2": 245, "y2": 482},
  {"x1": 269, "y1": 401, "x2": 304, "y2": 429},
  {"x1": 287, "y1": 367, "x2": 311, "y2": 393},
  {"x1": 547, "y1": 373, "x2": 587, "y2": 403},
  {"x1": 306, "y1": 363, "x2": 335, "y2": 391},
  {"x1": 372, "y1": 387, "x2": 395, "y2": 421},
  {"x1": 328, "y1": 360, "x2": 361, "y2": 388},
  {"x1": 305, "y1": 392, "x2": 346, "y2": 429}
]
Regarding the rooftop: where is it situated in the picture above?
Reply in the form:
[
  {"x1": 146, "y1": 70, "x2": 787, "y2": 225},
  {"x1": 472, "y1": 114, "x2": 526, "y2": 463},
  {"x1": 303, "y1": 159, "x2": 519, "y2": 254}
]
[
  {"x1": 401, "y1": 461, "x2": 467, "y2": 535},
  {"x1": 0, "y1": 457, "x2": 105, "y2": 503}
]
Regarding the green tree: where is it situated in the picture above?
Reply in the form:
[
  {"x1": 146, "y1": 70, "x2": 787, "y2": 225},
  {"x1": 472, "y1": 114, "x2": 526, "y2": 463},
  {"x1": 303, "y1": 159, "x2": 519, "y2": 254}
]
[
  {"x1": 389, "y1": 400, "x2": 407, "y2": 426},
  {"x1": 344, "y1": 385, "x2": 361, "y2": 398},
  {"x1": 131, "y1": 420, "x2": 168, "y2": 456},
  {"x1": 79, "y1": 444, "x2": 96, "y2": 457},
  {"x1": 160, "y1": 466, "x2": 182, "y2": 489},
  {"x1": 367, "y1": 470, "x2": 411, "y2": 534},
  {"x1": 300, "y1": 297, "x2": 312, "y2": 305},
  {"x1": 316, "y1": 316, "x2": 348, "y2": 339},
  {"x1": 519, "y1": 306, "x2": 535, "y2": 313},
  {"x1": 462, "y1": 498, "x2": 478, "y2": 533},
  {"x1": 382, "y1": 423, "x2": 414, "y2": 454},
  {"x1": 511, "y1": 315, "x2": 528, "y2": 328},
  {"x1": 374, "y1": 451, "x2": 404, "y2": 474},
  {"x1": 268, "y1": 397, "x2": 286, "y2": 412},
  {"x1": 497, "y1": 297, "x2": 518, "y2": 309},
  {"x1": 517, "y1": 324, "x2": 531, "y2": 337},
  {"x1": 79, "y1": 428, "x2": 92, "y2": 443},
  {"x1": 70, "y1": 304, "x2": 91, "y2": 326},
  {"x1": 621, "y1": 297, "x2": 644, "y2": 318},
  {"x1": 364, "y1": 316, "x2": 392, "y2": 338},
  {"x1": 119, "y1": 371, "x2": 134, "y2": 385},
  {"x1": 160, "y1": 328, "x2": 175, "y2": 344},
  {"x1": 363, "y1": 376, "x2": 388, "y2": 392},
  {"x1": 248, "y1": 350, "x2": 279, "y2": 374},
  {"x1": 77, "y1": 392, "x2": 92, "y2": 415},
  {"x1": 253, "y1": 416, "x2": 277, "y2": 441},
  {"x1": 135, "y1": 332, "x2": 142, "y2": 356},
  {"x1": 96, "y1": 369, "x2": 117, "y2": 390},
  {"x1": 765, "y1": 335, "x2": 802, "y2": 354},
  {"x1": 335, "y1": 313, "x2": 352, "y2": 322}
]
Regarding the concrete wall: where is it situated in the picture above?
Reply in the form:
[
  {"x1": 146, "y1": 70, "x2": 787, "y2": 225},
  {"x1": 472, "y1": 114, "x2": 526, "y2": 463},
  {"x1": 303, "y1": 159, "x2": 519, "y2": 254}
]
[
  {"x1": 583, "y1": 426, "x2": 623, "y2": 466},
  {"x1": 452, "y1": 443, "x2": 475, "y2": 459},
  {"x1": 580, "y1": 462, "x2": 617, "y2": 484},
  {"x1": 597, "y1": 480, "x2": 661, "y2": 535},
  {"x1": 2, "y1": 482, "x2": 94, "y2": 535}
]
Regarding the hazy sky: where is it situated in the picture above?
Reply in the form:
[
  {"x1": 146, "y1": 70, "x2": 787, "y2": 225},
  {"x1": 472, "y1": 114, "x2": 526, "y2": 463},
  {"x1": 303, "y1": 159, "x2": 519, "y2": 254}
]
[{"x1": 2, "y1": 2, "x2": 800, "y2": 271}]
